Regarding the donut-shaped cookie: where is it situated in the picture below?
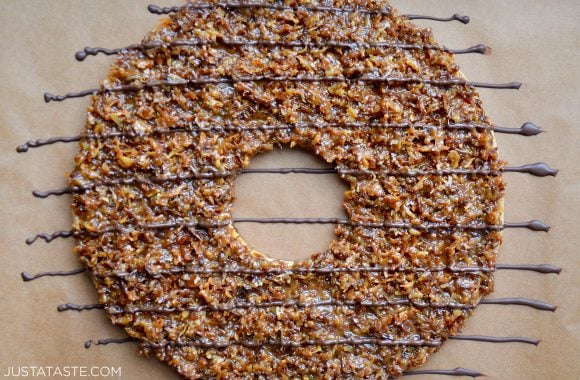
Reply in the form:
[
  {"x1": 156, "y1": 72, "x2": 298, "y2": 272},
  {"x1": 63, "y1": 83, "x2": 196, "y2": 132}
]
[{"x1": 70, "y1": 0, "x2": 504, "y2": 377}]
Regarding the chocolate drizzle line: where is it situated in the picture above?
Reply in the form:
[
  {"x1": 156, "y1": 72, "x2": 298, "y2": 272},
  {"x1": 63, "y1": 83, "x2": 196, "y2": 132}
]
[
  {"x1": 100, "y1": 263, "x2": 564, "y2": 278},
  {"x1": 25, "y1": 219, "x2": 550, "y2": 245},
  {"x1": 17, "y1": 135, "x2": 81, "y2": 152},
  {"x1": 404, "y1": 367, "x2": 484, "y2": 377},
  {"x1": 16, "y1": 121, "x2": 539, "y2": 153},
  {"x1": 494, "y1": 122, "x2": 545, "y2": 136},
  {"x1": 59, "y1": 303, "x2": 104, "y2": 312},
  {"x1": 58, "y1": 303, "x2": 104, "y2": 312},
  {"x1": 148, "y1": 338, "x2": 438, "y2": 348},
  {"x1": 449, "y1": 335, "x2": 539, "y2": 346},
  {"x1": 84, "y1": 337, "x2": 133, "y2": 349},
  {"x1": 96, "y1": 337, "x2": 442, "y2": 349},
  {"x1": 31, "y1": 162, "x2": 558, "y2": 199},
  {"x1": 147, "y1": 2, "x2": 391, "y2": 15},
  {"x1": 57, "y1": 297, "x2": 556, "y2": 314},
  {"x1": 502, "y1": 163, "x2": 558, "y2": 177},
  {"x1": 480, "y1": 298, "x2": 557, "y2": 311},
  {"x1": 147, "y1": 1, "x2": 469, "y2": 24},
  {"x1": 19, "y1": 263, "x2": 561, "y2": 283},
  {"x1": 503, "y1": 220, "x2": 550, "y2": 232},
  {"x1": 448, "y1": 44, "x2": 491, "y2": 55},
  {"x1": 99, "y1": 298, "x2": 513, "y2": 313},
  {"x1": 43, "y1": 77, "x2": 521, "y2": 103},
  {"x1": 496, "y1": 263, "x2": 562, "y2": 274},
  {"x1": 81, "y1": 335, "x2": 536, "y2": 350},
  {"x1": 73, "y1": 40, "x2": 489, "y2": 62},
  {"x1": 148, "y1": 1, "x2": 473, "y2": 24},
  {"x1": 20, "y1": 268, "x2": 86, "y2": 282},
  {"x1": 25, "y1": 230, "x2": 80, "y2": 245},
  {"x1": 83, "y1": 335, "x2": 538, "y2": 350},
  {"x1": 407, "y1": 14, "x2": 470, "y2": 24}
]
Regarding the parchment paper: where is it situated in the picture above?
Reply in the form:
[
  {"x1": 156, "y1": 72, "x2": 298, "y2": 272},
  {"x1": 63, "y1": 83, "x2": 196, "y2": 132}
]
[{"x1": 1, "y1": 1, "x2": 578, "y2": 379}]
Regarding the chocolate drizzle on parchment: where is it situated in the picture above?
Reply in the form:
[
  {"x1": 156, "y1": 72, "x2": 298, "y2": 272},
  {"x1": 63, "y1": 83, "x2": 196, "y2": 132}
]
[
  {"x1": 147, "y1": 2, "x2": 393, "y2": 15},
  {"x1": 24, "y1": 219, "x2": 551, "y2": 246},
  {"x1": 42, "y1": 77, "x2": 521, "y2": 103},
  {"x1": 82, "y1": 334, "x2": 538, "y2": 350},
  {"x1": 57, "y1": 296, "x2": 557, "y2": 314},
  {"x1": 21, "y1": 263, "x2": 561, "y2": 282},
  {"x1": 29, "y1": 162, "x2": 558, "y2": 199},
  {"x1": 74, "y1": 41, "x2": 489, "y2": 62},
  {"x1": 16, "y1": 121, "x2": 543, "y2": 153}
]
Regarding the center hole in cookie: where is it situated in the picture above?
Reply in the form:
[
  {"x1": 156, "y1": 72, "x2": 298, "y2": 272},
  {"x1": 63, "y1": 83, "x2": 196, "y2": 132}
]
[{"x1": 232, "y1": 148, "x2": 348, "y2": 262}]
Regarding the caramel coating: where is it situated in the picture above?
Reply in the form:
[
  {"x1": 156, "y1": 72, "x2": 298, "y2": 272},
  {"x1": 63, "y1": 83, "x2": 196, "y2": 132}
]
[{"x1": 70, "y1": 0, "x2": 504, "y2": 378}]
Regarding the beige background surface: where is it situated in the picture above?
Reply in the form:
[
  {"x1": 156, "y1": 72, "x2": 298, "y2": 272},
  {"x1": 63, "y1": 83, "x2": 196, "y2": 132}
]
[{"x1": 1, "y1": 1, "x2": 578, "y2": 379}]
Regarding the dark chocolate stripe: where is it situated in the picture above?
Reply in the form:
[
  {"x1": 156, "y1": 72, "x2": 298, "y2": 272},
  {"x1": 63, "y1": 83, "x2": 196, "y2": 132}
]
[
  {"x1": 20, "y1": 268, "x2": 86, "y2": 282},
  {"x1": 74, "y1": 39, "x2": 489, "y2": 61},
  {"x1": 495, "y1": 263, "x2": 561, "y2": 274},
  {"x1": 83, "y1": 335, "x2": 538, "y2": 350},
  {"x1": 33, "y1": 187, "x2": 77, "y2": 198},
  {"x1": 101, "y1": 263, "x2": 563, "y2": 278},
  {"x1": 84, "y1": 336, "x2": 439, "y2": 349},
  {"x1": 231, "y1": 218, "x2": 506, "y2": 230},
  {"x1": 232, "y1": 218, "x2": 549, "y2": 232},
  {"x1": 21, "y1": 263, "x2": 561, "y2": 283},
  {"x1": 147, "y1": 2, "x2": 391, "y2": 15},
  {"x1": 58, "y1": 303, "x2": 105, "y2": 312},
  {"x1": 241, "y1": 163, "x2": 558, "y2": 177},
  {"x1": 150, "y1": 2, "x2": 470, "y2": 25},
  {"x1": 31, "y1": 162, "x2": 558, "y2": 199},
  {"x1": 16, "y1": 121, "x2": 542, "y2": 153},
  {"x1": 468, "y1": 81, "x2": 521, "y2": 89},
  {"x1": 103, "y1": 299, "x2": 472, "y2": 314},
  {"x1": 407, "y1": 14, "x2": 470, "y2": 24},
  {"x1": 56, "y1": 303, "x2": 107, "y2": 313},
  {"x1": 494, "y1": 122, "x2": 544, "y2": 136},
  {"x1": 43, "y1": 77, "x2": 520, "y2": 103},
  {"x1": 404, "y1": 367, "x2": 484, "y2": 377},
  {"x1": 58, "y1": 296, "x2": 556, "y2": 315},
  {"x1": 24, "y1": 219, "x2": 549, "y2": 245},
  {"x1": 16, "y1": 135, "x2": 82, "y2": 153},
  {"x1": 449, "y1": 44, "x2": 491, "y2": 55},
  {"x1": 44, "y1": 88, "x2": 97, "y2": 103},
  {"x1": 84, "y1": 337, "x2": 134, "y2": 349},
  {"x1": 503, "y1": 220, "x2": 550, "y2": 232},
  {"x1": 61, "y1": 301, "x2": 402, "y2": 314},
  {"x1": 145, "y1": 337, "x2": 440, "y2": 349},
  {"x1": 106, "y1": 265, "x2": 498, "y2": 278},
  {"x1": 479, "y1": 298, "x2": 557, "y2": 312},
  {"x1": 503, "y1": 163, "x2": 558, "y2": 177},
  {"x1": 25, "y1": 230, "x2": 81, "y2": 245},
  {"x1": 449, "y1": 335, "x2": 539, "y2": 346}
]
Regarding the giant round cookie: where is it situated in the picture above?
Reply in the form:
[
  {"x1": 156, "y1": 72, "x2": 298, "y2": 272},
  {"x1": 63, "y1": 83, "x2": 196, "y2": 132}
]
[{"x1": 70, "y1": 0, "x2": 505, "y2": 378}]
